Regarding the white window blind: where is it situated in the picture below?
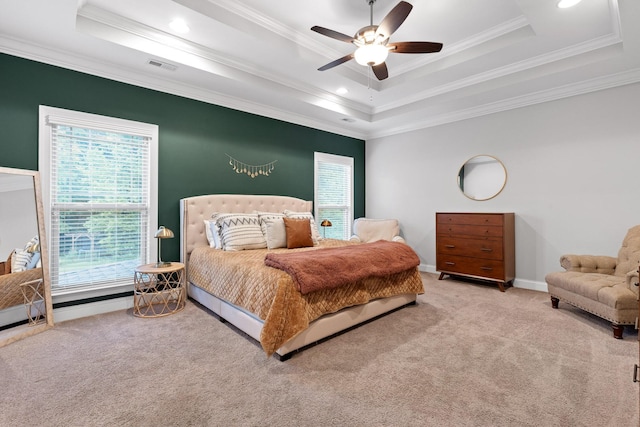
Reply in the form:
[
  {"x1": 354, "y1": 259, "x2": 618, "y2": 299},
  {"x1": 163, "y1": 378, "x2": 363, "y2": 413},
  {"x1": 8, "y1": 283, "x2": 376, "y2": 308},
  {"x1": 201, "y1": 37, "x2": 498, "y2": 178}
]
[
  {"x1": 39, "y1": 106, "x2": 158, "y2": 294},
  {"x1": 314, "y1": 152, "x2": 354, "y2": 240}
]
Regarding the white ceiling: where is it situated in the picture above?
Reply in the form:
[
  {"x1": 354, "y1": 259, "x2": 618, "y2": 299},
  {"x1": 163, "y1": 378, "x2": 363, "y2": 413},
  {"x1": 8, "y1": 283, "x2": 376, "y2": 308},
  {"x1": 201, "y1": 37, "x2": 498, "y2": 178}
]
[{"x1": 1, "y1": 0, "x2": 639, "y2": 140}]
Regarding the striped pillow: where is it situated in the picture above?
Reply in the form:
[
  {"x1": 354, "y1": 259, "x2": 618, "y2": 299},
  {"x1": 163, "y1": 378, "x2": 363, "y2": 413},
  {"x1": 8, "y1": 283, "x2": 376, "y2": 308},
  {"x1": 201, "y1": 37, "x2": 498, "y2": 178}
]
[
  {"x1": 215, "y1": 213, "x2": 267, "y2": 251},
  {"x1": 204, "y1": 219, "x2": 223, "y2": 249},
  {"x1": 11, "y1": 248, "x2": 33, "y2": 273}
]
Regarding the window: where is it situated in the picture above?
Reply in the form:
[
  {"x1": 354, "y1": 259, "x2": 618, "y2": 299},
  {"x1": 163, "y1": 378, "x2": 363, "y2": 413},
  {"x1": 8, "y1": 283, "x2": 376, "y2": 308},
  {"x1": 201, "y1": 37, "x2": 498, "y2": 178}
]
[
  {"x1": 39, "y1": 106, "x2": 158, "y2": 296},
  {"x1": 314, "y1": 152, "x2": 354, "y2": 240}
]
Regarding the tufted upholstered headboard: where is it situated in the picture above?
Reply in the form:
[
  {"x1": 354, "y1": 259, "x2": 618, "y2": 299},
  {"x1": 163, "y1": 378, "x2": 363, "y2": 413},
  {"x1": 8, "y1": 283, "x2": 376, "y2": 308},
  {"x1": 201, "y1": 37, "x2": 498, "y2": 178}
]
[{"x1": 179, "y1": 194, "x2": 312, "y2": 264}]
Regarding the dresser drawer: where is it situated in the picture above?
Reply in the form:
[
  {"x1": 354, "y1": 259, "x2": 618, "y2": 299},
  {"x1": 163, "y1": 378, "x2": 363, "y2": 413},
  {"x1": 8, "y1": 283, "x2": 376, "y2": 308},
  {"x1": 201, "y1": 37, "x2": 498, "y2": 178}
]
[
  {"x1": 437, "y1": 213, "x2": 504, "y2": 226},
  {"x1": 436, "y1": 255, "x2": 506, "y2": 281},
  {"x1": 436, "y1": 223, "x2": 503, "y2": 238},
  {"x1": 437, "y1": 236, "x2": 503, "y2": 260}
]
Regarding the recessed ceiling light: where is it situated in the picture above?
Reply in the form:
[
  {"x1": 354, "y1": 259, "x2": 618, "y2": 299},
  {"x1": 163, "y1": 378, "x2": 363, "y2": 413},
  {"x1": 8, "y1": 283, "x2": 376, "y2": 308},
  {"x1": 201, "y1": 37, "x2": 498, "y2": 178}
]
[
  {"x1": 336, "y1": 87, "x2": 349, "y2": 95},
  {"x1": 169, "y1": 18, "x2": 190, "y2": 34},
  {"x1": 557, "y1": 0, "x2": 583, "y2": 8}
]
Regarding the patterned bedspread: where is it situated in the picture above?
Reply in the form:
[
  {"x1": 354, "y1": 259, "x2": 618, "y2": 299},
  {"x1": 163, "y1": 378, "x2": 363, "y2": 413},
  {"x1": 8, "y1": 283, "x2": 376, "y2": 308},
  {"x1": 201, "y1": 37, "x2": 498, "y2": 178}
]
[{"x1": 187, "y1": 239, "x2": 424, "y2": 355}]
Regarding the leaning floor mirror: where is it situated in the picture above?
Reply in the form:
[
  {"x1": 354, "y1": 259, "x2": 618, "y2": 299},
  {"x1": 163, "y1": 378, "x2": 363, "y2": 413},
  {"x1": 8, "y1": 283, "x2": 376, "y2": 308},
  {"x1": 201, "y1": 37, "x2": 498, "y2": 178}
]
[{"x1": 0, "y1": 166, "x2": 54, "y2": 347}]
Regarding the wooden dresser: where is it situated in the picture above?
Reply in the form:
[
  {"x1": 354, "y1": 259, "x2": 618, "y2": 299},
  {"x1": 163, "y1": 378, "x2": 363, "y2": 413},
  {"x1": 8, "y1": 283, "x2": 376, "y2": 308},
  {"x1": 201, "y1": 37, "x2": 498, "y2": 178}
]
[{"x1": 436, "y1": 212, "x2": 515, "y2": 291}]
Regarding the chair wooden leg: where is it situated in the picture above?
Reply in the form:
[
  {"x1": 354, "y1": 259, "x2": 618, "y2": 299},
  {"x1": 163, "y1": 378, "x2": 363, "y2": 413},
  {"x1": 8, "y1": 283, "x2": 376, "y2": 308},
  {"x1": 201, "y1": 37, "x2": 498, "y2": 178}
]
[
  {"x1": 612, "y1": 323, "x2": 623, "y2": 339},
  {"x1": 550, "y1": 296, "x2": 559, "y2": 309}
]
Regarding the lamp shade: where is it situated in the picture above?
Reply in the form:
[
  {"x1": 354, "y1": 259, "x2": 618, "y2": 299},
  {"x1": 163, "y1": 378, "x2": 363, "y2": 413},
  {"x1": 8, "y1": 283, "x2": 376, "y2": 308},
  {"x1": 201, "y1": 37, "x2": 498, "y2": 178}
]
[
  {"x1": 154, "y1": 226, "x2": 174, "y2": 239},
  {"x1": 320, "y1": 219, "x2": 332, "y2": 227},
  {"x1": 354, "y1": 44, "x2": 389, "y2": 66}
]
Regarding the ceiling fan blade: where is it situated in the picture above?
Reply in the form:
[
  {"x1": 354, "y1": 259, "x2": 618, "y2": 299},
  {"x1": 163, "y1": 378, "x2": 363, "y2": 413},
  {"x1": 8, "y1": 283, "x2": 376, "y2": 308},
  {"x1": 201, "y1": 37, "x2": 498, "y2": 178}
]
[
  {"x1": 318, "y1": 53, "x2": 355, "y2": 71},
  {"x1": 372, "y1": 62, "x2": 389, "y2": 81},
  {"x1": 376, "y1": 1, "x2": 413, "y2": 39},
  {"x1": 388, "y1": 41, "x2": 443, "y2": 54},
  {"x1": 311, "y1": 26, "x2": 355, "y2": 43}
]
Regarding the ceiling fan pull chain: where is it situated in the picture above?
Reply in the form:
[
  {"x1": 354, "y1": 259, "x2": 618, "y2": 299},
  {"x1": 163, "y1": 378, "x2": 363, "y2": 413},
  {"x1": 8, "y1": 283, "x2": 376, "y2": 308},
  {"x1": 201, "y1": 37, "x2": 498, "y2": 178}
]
[{"x1": 368, "y1": 67, "x2": 374, "y2": 102}]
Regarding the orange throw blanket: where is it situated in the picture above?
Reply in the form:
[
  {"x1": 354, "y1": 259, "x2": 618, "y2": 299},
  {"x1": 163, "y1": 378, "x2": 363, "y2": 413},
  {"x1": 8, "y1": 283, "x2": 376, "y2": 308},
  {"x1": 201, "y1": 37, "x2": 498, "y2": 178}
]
[{"x1": 264, "y1": 240, "x2": 420, "y2": 295}]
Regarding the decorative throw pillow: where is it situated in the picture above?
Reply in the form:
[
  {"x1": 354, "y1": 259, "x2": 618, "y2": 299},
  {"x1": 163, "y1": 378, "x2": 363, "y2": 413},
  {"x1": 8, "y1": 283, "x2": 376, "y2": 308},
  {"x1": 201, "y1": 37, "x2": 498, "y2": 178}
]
[
  {"x1": 203, "y1": 219, "x2": 223, "y2": 249},
  {"x1": 26, "y1": 252, "x2": 41, "y2": 270},
  {"x1": 264, "y1": 218, "x2": 287, "y2": 249},
  {"x1": 283, "y1": 210, "x2": 320, "y2": 244},
  {"x1": 215, "y1": 213, "x2": 267, "y2": 251},
  {"x1": 255, "y1": 211, "x2": 285, "y2": 237},
  {"x1": 11, "y1": 248, "x2": 33, "y2": 273},
  {"x1": 283, "y1": 217, "x2": 314, "y2": 249},
  {"x1": 10, "y1": 235, "x2": 41, "y2": 273}
]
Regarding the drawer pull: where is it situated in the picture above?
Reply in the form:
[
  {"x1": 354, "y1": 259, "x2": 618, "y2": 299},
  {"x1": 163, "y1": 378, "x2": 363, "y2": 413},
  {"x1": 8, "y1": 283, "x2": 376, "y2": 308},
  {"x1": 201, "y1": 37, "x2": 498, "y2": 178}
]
[
  {"x1": 445, "y1": 262, "x2": 456, "y2": 266},
  {"x1": 480, "y1": 248, "x2": 493, "y2": 252},
  {"x1": 634, "y1": 364, "x2": 640, "y2": 383},
  {"x1": 445, "y1": 245, "x2": 455, "y2": 249},
  {"x1": 480, "y1": 267, "x2": 493, "y2": 271}
]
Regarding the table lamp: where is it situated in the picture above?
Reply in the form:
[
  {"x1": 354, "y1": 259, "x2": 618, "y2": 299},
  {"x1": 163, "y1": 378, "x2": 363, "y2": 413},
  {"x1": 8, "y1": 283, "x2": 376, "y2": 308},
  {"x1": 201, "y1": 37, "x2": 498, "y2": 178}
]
[
  {"x1": 320, "y1": 219, "x2": 332, "y2": 238},
  {"x1": 154, "y1": 226, "x2": 174, "y2": 267}
]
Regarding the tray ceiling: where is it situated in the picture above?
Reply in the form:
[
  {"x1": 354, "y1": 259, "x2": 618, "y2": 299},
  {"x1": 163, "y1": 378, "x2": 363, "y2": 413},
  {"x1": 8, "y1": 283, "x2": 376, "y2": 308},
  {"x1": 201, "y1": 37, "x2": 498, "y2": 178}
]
[{"x1": 1, "y1": 0, "x2": 639, "y2": 139}]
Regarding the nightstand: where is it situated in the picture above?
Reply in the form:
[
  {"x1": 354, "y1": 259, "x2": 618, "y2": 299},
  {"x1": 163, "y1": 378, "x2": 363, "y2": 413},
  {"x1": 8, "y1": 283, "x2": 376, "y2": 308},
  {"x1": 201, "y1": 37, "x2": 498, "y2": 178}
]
[{"x1": 133, "y1": 262, "x2": 185, "y2": 317}]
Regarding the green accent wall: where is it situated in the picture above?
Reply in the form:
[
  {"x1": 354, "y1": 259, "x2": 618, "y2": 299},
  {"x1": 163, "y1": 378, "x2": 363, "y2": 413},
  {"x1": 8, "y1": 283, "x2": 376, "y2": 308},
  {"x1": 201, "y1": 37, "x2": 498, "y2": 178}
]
[{"x1": 0, "y1": 53, "x2": 365, "y2": 262}]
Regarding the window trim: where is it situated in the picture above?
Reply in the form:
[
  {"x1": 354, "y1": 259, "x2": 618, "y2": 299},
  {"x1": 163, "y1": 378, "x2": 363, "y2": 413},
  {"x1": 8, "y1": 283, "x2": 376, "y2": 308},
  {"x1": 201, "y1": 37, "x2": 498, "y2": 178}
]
[
  {"x1": 314, "y1": 152, "x2": 354, "y2": 239},
  {"x1": 38, "y1": 105, "x2": 158, "y2": 299}
]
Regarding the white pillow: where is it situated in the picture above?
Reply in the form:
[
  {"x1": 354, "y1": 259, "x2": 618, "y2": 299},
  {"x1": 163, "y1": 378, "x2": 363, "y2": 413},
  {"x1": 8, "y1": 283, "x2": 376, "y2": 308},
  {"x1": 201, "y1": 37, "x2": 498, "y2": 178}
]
[
  {"x1": 203, "y1": 219, "x2": 223, "y2": 249},
  {"x1": 255, "y1": 211, "x2": 285, "y2": 237},
  {"x1": 11, "y1": 249, "x2": 33, "y2": 273},
  {"x1": 26, "y1": 252, "x2": 41, "y2": 270},
  {"x1": 264, "y1": 218, "x2": 287, "y2": 249},
  {"x1": 215, "y1": 213, "x2": 267, "y2": 251},
  {"x1": 283, "y1": 210, "x2": 320, "y2": 244}
]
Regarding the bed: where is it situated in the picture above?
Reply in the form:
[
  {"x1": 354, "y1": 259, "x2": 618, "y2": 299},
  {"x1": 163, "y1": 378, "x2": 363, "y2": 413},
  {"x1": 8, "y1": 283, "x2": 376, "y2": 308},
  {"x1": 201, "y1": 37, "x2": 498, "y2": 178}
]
[
  {"x1": 0, "y1": 268, "x2": 43, "y2": 311},
  {"x1": 180, "y1": 194, "x2": 424, "y2": 360}
]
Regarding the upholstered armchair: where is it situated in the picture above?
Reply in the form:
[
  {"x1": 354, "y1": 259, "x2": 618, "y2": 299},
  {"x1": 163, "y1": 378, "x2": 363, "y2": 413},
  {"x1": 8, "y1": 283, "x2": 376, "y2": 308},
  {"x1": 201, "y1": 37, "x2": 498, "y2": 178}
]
[
  {"x1": 349, "y1": 218, "x2": 406, "y2": 244},
  {"x1": 545, "y1": 225, "x2": 640, "y2": 339}
]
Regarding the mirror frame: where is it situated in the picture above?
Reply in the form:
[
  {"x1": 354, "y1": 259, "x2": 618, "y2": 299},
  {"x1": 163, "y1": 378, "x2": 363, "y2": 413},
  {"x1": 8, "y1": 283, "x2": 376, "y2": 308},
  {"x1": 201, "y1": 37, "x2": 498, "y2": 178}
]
[
  {"x1": 457, "y1": 155, "x2": 507, "y2": 201},
  {"x1": 0, "y1": 166, "x2": 54, "y2": 348}
]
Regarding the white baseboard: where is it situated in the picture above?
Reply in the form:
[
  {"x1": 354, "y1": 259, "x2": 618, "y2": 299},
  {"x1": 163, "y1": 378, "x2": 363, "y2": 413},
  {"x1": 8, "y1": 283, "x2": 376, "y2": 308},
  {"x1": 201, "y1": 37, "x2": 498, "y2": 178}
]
[
  {"x1": 52, "y1": 296, "x2": 133, "y2": 323},
  {"x1": 419, "y1": 263, "x2": 548, "y2": 293}
]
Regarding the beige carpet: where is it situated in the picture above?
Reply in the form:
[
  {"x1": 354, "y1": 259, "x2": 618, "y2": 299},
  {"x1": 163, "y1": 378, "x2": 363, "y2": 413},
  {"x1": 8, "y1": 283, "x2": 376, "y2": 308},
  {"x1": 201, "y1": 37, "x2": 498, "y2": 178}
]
[{"x1": 0, "y1": 273, "x2": 638, "y2": 427}]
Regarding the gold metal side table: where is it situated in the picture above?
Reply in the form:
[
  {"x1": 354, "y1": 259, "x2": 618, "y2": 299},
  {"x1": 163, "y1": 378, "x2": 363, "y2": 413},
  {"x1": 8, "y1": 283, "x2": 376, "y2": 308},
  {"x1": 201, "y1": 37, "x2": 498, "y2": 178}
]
[{"x1": 133, "y1": 262, "x2": 185, "y2": 318}]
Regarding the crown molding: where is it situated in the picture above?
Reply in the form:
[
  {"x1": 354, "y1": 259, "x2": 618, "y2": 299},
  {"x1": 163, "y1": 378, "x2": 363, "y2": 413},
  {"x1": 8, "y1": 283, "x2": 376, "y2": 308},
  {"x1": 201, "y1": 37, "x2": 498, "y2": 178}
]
[
  {"x1": 369, "y1": 67, "x2": 640, "y2": 139},
  {"x1": 391, "y1": 15, "x2": 531, "y2": 77},
  {"x1": 375, "y1": 29, "x2": 623, "y2": 115},
  {"x1": 0, "y1": 35, "x2": 366, "y2": 140}
]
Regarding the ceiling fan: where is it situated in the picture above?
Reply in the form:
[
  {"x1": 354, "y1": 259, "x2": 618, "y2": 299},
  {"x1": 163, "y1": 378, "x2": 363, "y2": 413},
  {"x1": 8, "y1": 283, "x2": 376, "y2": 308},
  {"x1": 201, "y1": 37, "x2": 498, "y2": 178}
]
[{"x1": 311, "y1": 0, "x2": 443, "y2": 81}]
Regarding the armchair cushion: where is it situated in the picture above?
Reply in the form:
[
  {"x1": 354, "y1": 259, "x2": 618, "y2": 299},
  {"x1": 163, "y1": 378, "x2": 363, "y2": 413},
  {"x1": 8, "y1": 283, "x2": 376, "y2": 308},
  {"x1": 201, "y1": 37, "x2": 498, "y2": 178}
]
[
  {"x1": 546, "y1": 225, "x2": 640, "y2": 336},
  {"x1": 350, "y1": 218, "x2": 405, "y2": 244},
  {"x1": 559, "y1": 255, "x2": 617, "y2": 274}
]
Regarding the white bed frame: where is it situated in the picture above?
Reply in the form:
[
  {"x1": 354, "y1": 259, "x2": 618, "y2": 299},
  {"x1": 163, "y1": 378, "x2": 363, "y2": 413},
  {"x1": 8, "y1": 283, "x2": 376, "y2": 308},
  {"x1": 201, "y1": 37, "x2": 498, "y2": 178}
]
[{"x1": 180, "y1": 194, "x2": 417, "y2": 360}]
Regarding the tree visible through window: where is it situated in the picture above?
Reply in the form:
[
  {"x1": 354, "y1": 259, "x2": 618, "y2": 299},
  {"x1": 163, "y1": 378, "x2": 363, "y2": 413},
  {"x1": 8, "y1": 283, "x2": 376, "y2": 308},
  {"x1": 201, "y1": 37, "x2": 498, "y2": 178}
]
[
  {"x1": 314, "y1": 152, "x2": 354, "y2": 240},
  {"x1": 39, "y1": 106, "x2": 158, "y2": 293}
]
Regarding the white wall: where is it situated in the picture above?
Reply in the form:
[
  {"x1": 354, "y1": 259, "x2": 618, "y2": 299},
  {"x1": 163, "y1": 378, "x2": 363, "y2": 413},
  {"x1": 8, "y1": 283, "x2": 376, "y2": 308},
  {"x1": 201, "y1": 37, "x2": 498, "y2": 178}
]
[{"x1": 366, "y1": 82, "x2": 640, "y2": 291}]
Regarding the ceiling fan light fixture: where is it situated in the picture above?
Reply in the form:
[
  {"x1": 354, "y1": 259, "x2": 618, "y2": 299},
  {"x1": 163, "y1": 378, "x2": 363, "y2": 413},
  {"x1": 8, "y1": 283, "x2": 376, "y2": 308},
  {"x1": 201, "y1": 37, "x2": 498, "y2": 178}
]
[{"x1": 354, "y1": 43, "x2": 389, "y2": 66}]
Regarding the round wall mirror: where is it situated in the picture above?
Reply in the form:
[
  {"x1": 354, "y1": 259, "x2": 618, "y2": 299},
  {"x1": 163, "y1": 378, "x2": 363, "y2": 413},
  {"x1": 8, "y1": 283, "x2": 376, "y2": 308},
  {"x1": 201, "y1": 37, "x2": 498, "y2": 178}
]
[{"x1": 457, "y1": 155, "x2": 507, "y2": 201}]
